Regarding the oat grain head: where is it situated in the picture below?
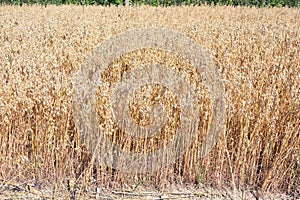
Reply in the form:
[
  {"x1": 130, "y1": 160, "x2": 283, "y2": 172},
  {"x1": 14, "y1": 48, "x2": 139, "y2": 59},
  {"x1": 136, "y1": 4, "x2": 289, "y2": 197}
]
[{"x1": 73, "y1": 28, "x2": 226, "y2": 173}]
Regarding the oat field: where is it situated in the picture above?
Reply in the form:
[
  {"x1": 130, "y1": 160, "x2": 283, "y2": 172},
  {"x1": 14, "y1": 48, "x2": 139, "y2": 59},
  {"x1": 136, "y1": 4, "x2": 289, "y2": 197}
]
[{"x1": 0, "y1": 5, "x2": 299, "y2": 199}]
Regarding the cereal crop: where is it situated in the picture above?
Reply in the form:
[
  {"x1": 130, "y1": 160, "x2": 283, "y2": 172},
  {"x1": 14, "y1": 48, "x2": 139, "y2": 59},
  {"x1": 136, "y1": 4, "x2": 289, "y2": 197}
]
[{"x1": 0, "y1": 5, "x2": 299, "y2": 198}]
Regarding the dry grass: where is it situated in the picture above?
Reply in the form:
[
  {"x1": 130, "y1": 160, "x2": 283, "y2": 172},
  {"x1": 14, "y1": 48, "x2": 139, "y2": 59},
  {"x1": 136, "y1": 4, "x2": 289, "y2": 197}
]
[{"x1": 0, "y1": 5, "x2": 299, "y2": 199}]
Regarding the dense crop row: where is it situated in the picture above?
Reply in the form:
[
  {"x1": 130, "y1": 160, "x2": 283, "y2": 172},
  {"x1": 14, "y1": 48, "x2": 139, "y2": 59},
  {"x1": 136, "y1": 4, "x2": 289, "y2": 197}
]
[{"x1": 0, "y1": 5, "x2": 299, "y2": 198}]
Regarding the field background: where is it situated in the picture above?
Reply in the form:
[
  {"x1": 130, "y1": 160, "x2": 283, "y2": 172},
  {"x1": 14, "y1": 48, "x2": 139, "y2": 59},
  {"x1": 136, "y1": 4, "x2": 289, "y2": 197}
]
[
  {"x1": 2, "y1": 0, "x2": 300, "y2": 7},
  {"x1": 0, "y1": 5, "x2": 299, "y2": 199}
]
